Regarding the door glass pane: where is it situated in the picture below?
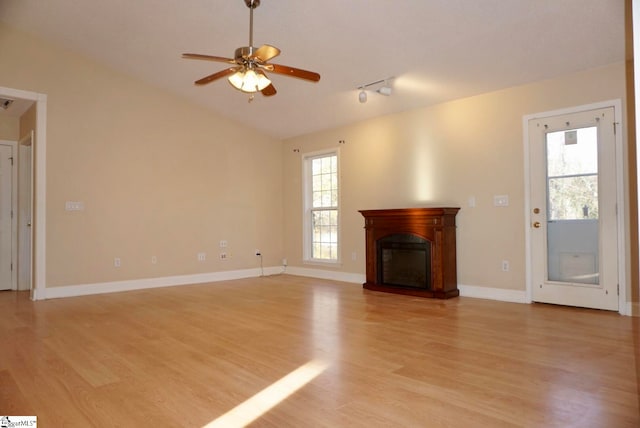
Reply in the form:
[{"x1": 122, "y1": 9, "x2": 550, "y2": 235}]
[
  {"x1": 548, "y1": 175, "x2": 598, "y2": 220},
  {"x1": 545, "y1": 126, "x2": 599, "y2": 285}
]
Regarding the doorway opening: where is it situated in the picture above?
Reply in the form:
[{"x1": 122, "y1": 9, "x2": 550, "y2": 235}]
[{"x1": 0, "y1": 86, "x2": 47, "y2": 300}]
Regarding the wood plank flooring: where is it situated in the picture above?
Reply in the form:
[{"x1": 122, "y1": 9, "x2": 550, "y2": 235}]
[{"x1": 0, "y1": 275, "x2": 638, "y2": 427}]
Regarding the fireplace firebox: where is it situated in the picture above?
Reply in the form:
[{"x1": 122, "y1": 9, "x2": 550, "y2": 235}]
[
  {"x1": 360, "y1": 208, "x2": 459, "y2": 299},
  {"x1": 378, "y1": 234, "x2": 431, "y2": 289}
]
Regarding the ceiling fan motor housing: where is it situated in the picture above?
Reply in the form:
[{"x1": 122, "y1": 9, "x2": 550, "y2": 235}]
[
  {"x1": 244, "y1": 0, "x2": 260, "y2": 9},
  {"x1": 235, "y1": 46, "x2": 258, "y2": 62}
]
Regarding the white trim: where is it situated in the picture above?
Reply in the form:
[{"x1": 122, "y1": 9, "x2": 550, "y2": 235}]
[
  {"x1": 42, "y1": 263, "x2": 628, "y2": 310},
  {"x1": 0, "y1": 87, "x2": 47, "y2": 301},
  {"x1": 44, "y1": 267, "x2": 286, "y2": 299},
  {"x1": 458, "y1": 284, "x2": 528, "y2": 303},
  {"x1": 612, "y1": 100, "x2": 629, "y2": 315},
  {"x1": 522, "y1": 99, "x2": 628, "y2": 315},
  {"x1": 285, "y1": 266, "x2": 365, "y2": 284},
  {"x1": 17, "y1": 132, "x2": 33, "y2": 292},
  {"x1": 284, "y1": 268, "x2": 529, "y2": 304},
  {"x1": 34, "y1": 94, "x2": 46, "y2": 301}
]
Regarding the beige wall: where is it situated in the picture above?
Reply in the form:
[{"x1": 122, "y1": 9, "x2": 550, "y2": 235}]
[
  {"x1": 0, "y1": 115, "x2": 19, "y2": 140},
  {"x1": 283, "y1": 62, "x2": 631, "y2": 298},
  {"x1": 0, "y1": 23, "x2": 283, "y2": 287},
  {"x1": 0, "y1": 22, "x2": 632, "y2": 304}
]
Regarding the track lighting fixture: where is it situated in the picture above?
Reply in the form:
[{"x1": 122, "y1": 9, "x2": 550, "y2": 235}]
[
  {"x1": 358, "y1": 90, "x2": 367, "y2": 103},
  {"x1": 356, "y1": 77, "x2": 394, "y2": 103}
]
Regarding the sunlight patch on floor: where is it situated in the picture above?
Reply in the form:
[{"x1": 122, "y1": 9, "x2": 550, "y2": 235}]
[{"x1": 203, "y1": 359, "x2": 329, "y2": 427}]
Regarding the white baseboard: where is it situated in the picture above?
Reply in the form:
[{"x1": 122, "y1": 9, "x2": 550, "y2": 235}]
[
  {"x1": 285, "y1": 266, "x2": 366, "y2": 284},
  {"x1": 43, "y1": 267, "x2": 283, "y2": 299},
  {"x1": 284, "y1": 269, "x2": 529, "y2": 304},
  {"x1": 458, "y1": 284, "x2": 528, "y2": 303},
  {"x1": 628, "y1": 302, "x2": 640, "y2": 317},
  {"x1": 49, "y1": 267, "x2": 634, "y2": 314}
]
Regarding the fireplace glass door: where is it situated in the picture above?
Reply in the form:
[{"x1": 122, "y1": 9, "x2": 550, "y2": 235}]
[{"x1": 377, "y1": 234, "x2": 431, "y2": 289}]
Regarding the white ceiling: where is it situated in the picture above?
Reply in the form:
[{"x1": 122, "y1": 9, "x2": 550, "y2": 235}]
[{"x1": 0, "y1": 0, "x2": 625, "y2": 139}]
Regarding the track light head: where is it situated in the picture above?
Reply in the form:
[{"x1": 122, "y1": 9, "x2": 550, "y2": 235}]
[
  {"x1": 358, "y1": 90, "x2": 367, "y2": 103},
  {"x1": 377, "y1": 86, "x2": 392, "y2": 96}
]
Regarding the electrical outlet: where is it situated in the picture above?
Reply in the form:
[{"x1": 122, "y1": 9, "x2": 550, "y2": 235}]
[
  {"x1": 197, "y1": 252, "x2": 206, "y2": 262},
  {"x1": 151, "y1": 256, "x2": 157, "y2": 264},
  {"x1": 219, "y1": 252, "x2": 228, "y2": 260},
  {"x1": 114, "y1": 257, "x2": 121, "y2": 268},
  {"x1": 219, "y1": 240, "x2": 228, "y2": 248},
  {"x1": 255, "y1": 249, "x2": 261, "y2": 256},
  {"x1": 502, "y1": 260, "x2": 510, "y2": 272}
]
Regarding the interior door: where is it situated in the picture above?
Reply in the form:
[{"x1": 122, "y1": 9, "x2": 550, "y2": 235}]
[
  {"x1": 0, "y1": 143, "x2": 13, "y2": 291},
  {"x1": 529, "y1": 107, "x2": 618, "y2": 311}
]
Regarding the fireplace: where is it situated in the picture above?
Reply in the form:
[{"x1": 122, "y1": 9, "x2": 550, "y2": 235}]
[
  {"x1": 378, "y1": 234, "x2": 431, "y2": 289},
  {"x1": 359, "y1": 207, "x2": 459, "y2": 299}
]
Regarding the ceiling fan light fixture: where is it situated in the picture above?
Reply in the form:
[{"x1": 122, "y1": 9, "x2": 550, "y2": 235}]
[
  {"x1": 228, "y1": 68, "x2": 271, "y2": 93},
  {"x1": 183, "y1": 0, "x2": 319, "y2": 97}
]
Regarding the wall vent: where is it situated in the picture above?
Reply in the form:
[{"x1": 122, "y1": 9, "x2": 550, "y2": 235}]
[{"x1": 0, "y1": 98, "x2": 15, "y2": 110}]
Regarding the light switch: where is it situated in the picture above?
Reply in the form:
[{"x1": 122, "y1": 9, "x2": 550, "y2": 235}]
[
  {"x1": 65, "y1": 201, "x2": 85, "y2": 211},
  {"x1": 493, "y1": 195, "x2": 509, "y2": 207}
]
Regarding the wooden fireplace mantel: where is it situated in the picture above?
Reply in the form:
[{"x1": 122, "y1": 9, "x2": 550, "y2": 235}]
[{"x1": 359, "y1": 207, "x2": 460, "y2": 299}]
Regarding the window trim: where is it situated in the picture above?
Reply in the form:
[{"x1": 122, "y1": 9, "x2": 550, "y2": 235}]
[{"x1": 302, "y1": 149, "x2": 340, "y2": 264}]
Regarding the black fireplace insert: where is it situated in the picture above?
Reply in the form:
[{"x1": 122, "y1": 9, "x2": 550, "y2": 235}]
[{"x1": 376, "y1": 234, "x2": 431, "y2": 289}]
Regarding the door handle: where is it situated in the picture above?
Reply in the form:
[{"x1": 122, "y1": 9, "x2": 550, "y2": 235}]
[{"x1": 533, "y1": 221, "x2": 541, "y2": 228}]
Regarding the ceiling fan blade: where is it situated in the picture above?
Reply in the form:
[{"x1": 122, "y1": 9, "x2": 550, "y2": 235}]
[
  {"x1": 195, "y1": 67, "x2": 239, "y2": 85},
  {"x1": 182, "y1": 53, "x2": 236, "y2": 64},
  {"x1": 268, "y1": 64, "x2": 321, "y2": 82},
  {"x1": 252, "y1": 44, "x2": 281, "y2": 63},
  {"x1": 261, "y1": 83, "x2": 277, "y2": 96}
]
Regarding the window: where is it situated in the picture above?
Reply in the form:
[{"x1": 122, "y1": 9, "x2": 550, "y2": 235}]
[{"x1": 304, "y1": 151, "x2": 339, "y2": 262}]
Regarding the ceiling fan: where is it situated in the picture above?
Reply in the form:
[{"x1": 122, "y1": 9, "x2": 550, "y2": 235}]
[{"x1": 182, "y1": 0, "x2": 320, "y2": 100}]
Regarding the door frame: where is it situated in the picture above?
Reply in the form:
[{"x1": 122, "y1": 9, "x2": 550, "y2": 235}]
[
  {"x1": 0, "y1": 140, "x2": 18, "y2": 290},
  {"x1": 523, "y1": 99, "x2": 627, "y2": 315},
  {"x1": 18, "y1": 131, "x2": 33, "y2": 292},
  {"x1": 0, "y1": 86, "x2": 47, "y2": 300}
]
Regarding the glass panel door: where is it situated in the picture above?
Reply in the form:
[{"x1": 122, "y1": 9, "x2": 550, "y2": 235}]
[{"x1": 545, "y1": 126, "x2": 599, "y2": 285}]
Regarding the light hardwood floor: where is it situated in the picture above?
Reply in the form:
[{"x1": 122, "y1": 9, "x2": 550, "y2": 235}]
[{"x1": 1, "y1": 275, "x2": 638, "y2": 427}]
